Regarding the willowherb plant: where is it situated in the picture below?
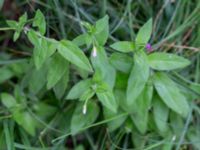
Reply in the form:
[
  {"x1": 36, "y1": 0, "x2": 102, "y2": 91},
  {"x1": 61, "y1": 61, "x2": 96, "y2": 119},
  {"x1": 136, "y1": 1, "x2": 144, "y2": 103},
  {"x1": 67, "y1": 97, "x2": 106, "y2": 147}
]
[{"x1": 0, "y1": 9, "x2": 199, "y2": 149}]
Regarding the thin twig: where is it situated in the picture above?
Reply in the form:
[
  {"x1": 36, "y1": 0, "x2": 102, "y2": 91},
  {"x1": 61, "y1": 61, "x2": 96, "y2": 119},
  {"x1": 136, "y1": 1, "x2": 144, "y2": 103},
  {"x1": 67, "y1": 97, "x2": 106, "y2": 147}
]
[{"x1": 162, "y1": 43, "x2": 200, "y2": 52}]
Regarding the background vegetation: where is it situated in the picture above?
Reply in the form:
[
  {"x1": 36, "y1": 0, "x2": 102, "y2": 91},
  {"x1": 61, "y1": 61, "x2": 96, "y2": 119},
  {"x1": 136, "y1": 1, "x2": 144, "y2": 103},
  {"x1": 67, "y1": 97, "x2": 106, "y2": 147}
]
[{"x1": 0, "y1": 0, "x2": 200, "y2": 149}]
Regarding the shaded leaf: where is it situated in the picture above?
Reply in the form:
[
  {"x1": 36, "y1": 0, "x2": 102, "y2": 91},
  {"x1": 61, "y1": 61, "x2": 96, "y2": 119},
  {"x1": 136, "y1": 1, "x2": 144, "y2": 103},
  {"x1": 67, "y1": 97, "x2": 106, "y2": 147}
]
[
  {"x1": 103, "y1": 107, "x2": 127, "y2": 132},
  {"x1": 131, "y1": 84, "x2": 153, "y2": 134},
  {"x1": 96, "y1": 83, "x2": 118, "y2": 113},
  {"x1": 66, "y1": 79, "x2": 92, "y2": 100},
  {"x1": 153, "y1": 95, "x2": 169, "y2": 135},
  {"x1": 53, "y1": 68, "x2": 69, "y2": 99},
  {"x1": 47, "y1": 53, "x2": 69, "y2": 89},
  {"x1": 71, "y1": 101, "x2": 99, "y2": 134},
  {"x1": 109, "y1": 52, "x2": 132, "y2": 73}
]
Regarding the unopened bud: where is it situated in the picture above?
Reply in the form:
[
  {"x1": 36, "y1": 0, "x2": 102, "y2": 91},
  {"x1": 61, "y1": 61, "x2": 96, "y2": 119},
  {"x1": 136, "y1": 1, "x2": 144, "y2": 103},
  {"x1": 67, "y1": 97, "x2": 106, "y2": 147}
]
[{"x1": 92, "y1": 46, "x2": 97, "y2": 57}]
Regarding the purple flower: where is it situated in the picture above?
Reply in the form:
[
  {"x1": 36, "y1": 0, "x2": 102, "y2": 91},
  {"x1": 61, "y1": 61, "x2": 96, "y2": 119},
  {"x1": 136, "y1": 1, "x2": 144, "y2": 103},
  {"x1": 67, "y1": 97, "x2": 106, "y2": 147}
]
[{"x1": 146, "y1": 43, "x2": 153, "y2": 52}]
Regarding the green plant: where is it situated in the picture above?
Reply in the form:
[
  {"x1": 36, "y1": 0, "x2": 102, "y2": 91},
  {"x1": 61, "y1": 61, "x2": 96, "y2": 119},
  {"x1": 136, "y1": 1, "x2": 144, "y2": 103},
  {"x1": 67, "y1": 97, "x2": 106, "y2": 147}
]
[{"x1": 0, "y1": 8, "x2": 200, "y2": 150}]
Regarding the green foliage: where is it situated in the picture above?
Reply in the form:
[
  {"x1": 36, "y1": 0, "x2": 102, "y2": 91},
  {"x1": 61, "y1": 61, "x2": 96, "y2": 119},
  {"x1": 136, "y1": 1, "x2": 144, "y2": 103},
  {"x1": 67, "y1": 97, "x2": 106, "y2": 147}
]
[
  {"x1": 70, "y1": 101, "x2": 99, "y2": 134},
  {"x1": 33, "y1": 9, "x2": 46, "y2": 35},
  {"x1": 148, "y1": 52, "x2": 190, "y2": 70},
  {"x1": 58, "y1": 40, "x2": 93, "y2": 72},
  {"x1": 135, "y1": 18, "x2": 152, "y2": 47},
  {"x1": 110, "y1": 41, "x2": 135, "y2": 52},
  {"x1": 126, "y1": 51, "x2": 149, "y2": 106},
  {"x1": 0, "y1": 4, "x2": 199, "y2": 149},
  {"x1": 153, "y1": 72, "x2": 190, "y2": 118}
]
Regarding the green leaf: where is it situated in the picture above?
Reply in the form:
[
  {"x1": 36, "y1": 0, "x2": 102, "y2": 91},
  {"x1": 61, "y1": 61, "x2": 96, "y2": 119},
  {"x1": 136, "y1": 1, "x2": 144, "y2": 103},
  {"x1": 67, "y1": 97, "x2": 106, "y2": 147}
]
[
  {"x1": 114, "y1": 89, "x2": 128, "y2": 111},
  {"x1": 28, "y1": 65, "x2": 47, "y2": 95},
  {"x1": 18, "y1": 13, "x2": 27, "y2": 29},
  {"x1": 1, "y1": 93, "x2": 17, "y2": 109},
  {"x1": 188, "y1": 127, "x2": 200, "y2": 149},
  {"x1": 7, "y1": 13, "x2": 27, "y2": 41},
  {"x1": 27, "y1": 29, "x2": 39, "y2": 45},
  {"x1": 189, "y1": 83, "x2": 200, "y2": 95},
  {"x1": 131, "y1": 84, "x2": 153, "y2": 134},
  {"x1": 58, "y1": 40, "x2": 93, "y2": 72},
  {"x1": 72, "y1": 33, "x2": 92, "y2": 47},
  {"x1": 33, "y1": 9, "x2": 46, "y2": 35},
  {"x1": 80, "y1": 88, "x2": 95, "y2": 101},
  {"x1": 91, "y1": 46, "x2": 116, "y2": 88},
  {"x1": 33, "y1": 102, "x2": 56, "y2": 118},
  {"x1": 6, "y1": 20, "x2": 17, "y2": 29},
  {"x1": 53, "y1": 68, "x2": 69, "y2": 99},
  {"x1": 115, "y1": 72, "x2": 129, "y2": 89},
  {"x1": 148, "y1": 52, "x2": 190, "y2": 70},
  {"x1": 1, "y1": 94, "x2": 36, "y2": 136},
  {"x1": 13, "y1": 31, "x2": 20, "y2": 42},
  {"x1": 169, "y1": 112, "x2": 184, "y2": 136},
  {"x1": 71, "y1": 101, "x2": 99, "y2": 134},
  {"x1": 29, "y1": 31, "x2": 56, "y2": 69},
  {"x1": 103, "y1": 107, "x2": 127, "y2": 132},
  {"x1": 153, "y1": 95, "x2": 169, "y2": 135},
  {"x1": 47, "y1": 53, "x2": 69, "y2": 89},
  {"x1": 109, "y1": 52, "x2": 132, "y2": 73},
  {"x1": 66, "y1": 79, "x2": 92, "y2": 100},
  {"x1": 33, "y1": 39, "x2": 47, "y2": 69},
  {"x1": 13, "y1": 110, "x2": 36, "y2": 136},
  {"x1": 153, "y1": 72, "x2": 190, "y2": 117},
  {"x1": 110, "y1": 41, "x2": 134, "y2": 53},
  {"x1": 126, "y1": 51, "x2": 149, "y2": 106},
  {"x1": 135, "y1": 18, "x2": 152, "y2": 46},
  {"x1": 94, "y1": 15, "x2": 109, "y2": 46},
  {"x1": 96, "y1": 83, "x2": 118, "y2": 113},
  {"x1": 0, "y1": 67, "x2": 13, "y2": 84}
]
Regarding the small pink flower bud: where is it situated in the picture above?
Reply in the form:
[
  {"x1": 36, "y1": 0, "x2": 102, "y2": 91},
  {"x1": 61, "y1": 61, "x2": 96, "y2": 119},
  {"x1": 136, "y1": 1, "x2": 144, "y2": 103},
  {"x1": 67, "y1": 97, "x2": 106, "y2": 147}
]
[{"x1": 146, "y1": 43, "x2": 153, "y2": 52}]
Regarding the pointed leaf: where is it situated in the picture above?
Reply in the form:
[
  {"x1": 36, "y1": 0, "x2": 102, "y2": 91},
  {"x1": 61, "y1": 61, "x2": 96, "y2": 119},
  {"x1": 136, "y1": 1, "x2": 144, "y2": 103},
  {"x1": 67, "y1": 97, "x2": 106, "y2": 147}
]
[
  {"x1": 103, "y1": 107, "x2": 127, "y2": 132},
  {"x1": 136, "y1": 18, "x2": 152, "y2": 46},
  {"x1": 58, "y1": 40, "x2": 93, "y2": 72},
  {"x1": 66, "y1": 79, "x2": 92, "y2": 100},
  {"x1": 33, "y1": 9, "x2": 46, "y2": 35},
  {"x1": 47, "y1": 52, "x2": 69, "y2": 89},
  {"x1": 91, "y1": 46, "x2": 116, "y2": 88},
  {"x1": 148, "y1": 52, "x2": 190, "y2": 70},
  {"x1": 13, "y1": 110, "x2": 36, "y2": 136},
  {"x1": 153, "y1": 72, "x2": 190, "y2": 117},
  {"x1": 96, "y1": 83, "x2": 118, "y2": 113},
  {"x1": 131, "y1": 84, "x2": 153, "y2": 134},
  {"x1": 53, "y1": 68, "x2": 69, "y2": 99},
  {"x1": 71, "y1": 101, "x2": 99, "y2": 134},
  {"x1": 72, "y1": 33, "x2": 92, "y2": 46},
  {"x1": 28, "y1": 65, "x2": 47, "y2": 95},
  {"x1": 1, "y1": 93, "x2": 17, "y2": 109},
  {"x1": 94, "y1": 15, "x2": 109, "y2": 45},
  {"x1": 110, "y1": 41, "x2": 134, "y2": 53},
  {"x1": 126, "y1": 51, "x2": 149, "y2": 106},
  {"x1": 153, "y1": 95, "x2": 169, "y2": 135}
]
